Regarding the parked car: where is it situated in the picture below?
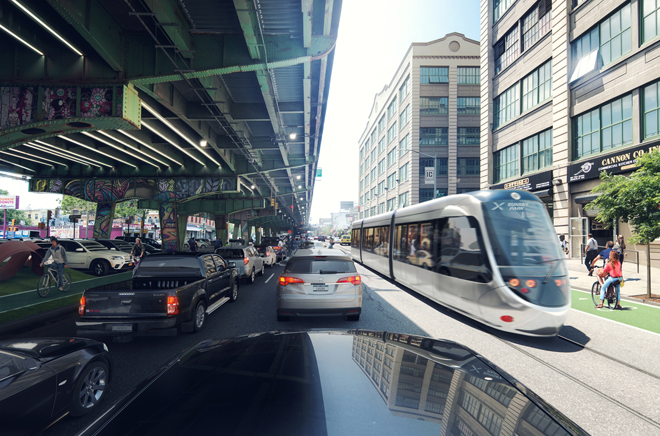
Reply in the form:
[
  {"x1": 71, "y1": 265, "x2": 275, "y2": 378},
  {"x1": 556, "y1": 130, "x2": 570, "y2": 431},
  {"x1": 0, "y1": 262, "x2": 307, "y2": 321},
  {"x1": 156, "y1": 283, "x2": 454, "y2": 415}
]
[
  {"x1": 214, "y1": 245, "x2": 265, "y2": 283},
  {"x1": 94, "y1": 239, "x2": 135, "y2": 255},
  {"x1": 183, "y1": 238, "x2": 210, "y2": 249},
  {"x1": 257, "y1": 246, "x2": 277, "y2": 267},
  {"x1": 73, "y1": 329, "x2": 589, "y2": 436},
  {"x1": 36, "y1": 239, "x2": 131, "y2": 276},
  {"x1": 259, "y1": 236, "x2": 285, "y2": 261},
  {"x1": 0, "y1": 337, "x2": 112, "y2": 436},
  {"x1": 276, "y1": 248, "x2": 362, "y2": 321},
  {"x1": 76, "y1": 252, "x2": 240, "y2": 340},
  {"x1": 114, "y1": 236, "x2": 161, "y2": 249},
  {"x1": 134, "y1": 242, "x2": 162, "y2": 255}
]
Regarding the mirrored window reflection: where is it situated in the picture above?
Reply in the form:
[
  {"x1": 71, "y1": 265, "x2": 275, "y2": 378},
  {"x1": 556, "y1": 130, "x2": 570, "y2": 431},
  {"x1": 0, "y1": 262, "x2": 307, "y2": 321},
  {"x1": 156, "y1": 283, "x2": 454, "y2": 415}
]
[{"x1": 436, "y1": 216, "x2": 489, "y2": 282}]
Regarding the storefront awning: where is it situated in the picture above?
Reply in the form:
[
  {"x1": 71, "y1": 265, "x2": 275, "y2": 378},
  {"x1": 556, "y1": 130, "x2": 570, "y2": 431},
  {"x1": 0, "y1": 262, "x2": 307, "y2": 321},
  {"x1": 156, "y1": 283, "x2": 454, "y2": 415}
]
[
  {"x1": 574, "y1": 193, "x2": 601, "y2": 204},
  {"x1": 533, "y1": 189, "x2": 552, "y2": 199}
]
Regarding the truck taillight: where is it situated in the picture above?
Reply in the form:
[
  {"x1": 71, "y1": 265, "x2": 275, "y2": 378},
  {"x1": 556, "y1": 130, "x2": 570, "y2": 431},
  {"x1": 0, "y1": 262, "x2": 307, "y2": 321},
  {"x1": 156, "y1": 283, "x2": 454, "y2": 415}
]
[
  {"x1": 78, "y1": 296, "x2": 86, "y2": 315},
  {"x1": 244, "y1": 257, "x2": 249, "y2": 265},
  {"x1": 278, "y1": 276, "x2": 305, "y2": 286},
  {"x1": 337, "y1": 276, "x2": 361, "y2": 285},
  {"x1": 167, "y1": 296, "x2": 179, "y2": 315}
]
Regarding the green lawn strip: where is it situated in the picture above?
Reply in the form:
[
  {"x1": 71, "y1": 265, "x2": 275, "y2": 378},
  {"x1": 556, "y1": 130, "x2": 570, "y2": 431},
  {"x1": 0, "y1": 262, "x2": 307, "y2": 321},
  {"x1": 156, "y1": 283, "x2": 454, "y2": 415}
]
[
  {"x1": 0, "y1": 271, "x2": 133, "y2": 312},
  {"x1": 571, "y1": 289, "x2": 660, "y2": 334},
  {"x1": 0, "y1": 267, "x2": 95, "y2": 297},
  {"x1": 0, "y1": 295, "x2": 80, "y2": 324}
]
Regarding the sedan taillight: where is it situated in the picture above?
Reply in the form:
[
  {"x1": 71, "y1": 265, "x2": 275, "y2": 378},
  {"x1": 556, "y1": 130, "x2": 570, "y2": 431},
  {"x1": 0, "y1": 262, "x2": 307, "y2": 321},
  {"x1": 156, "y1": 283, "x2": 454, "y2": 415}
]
[
  {"x1": 279, "y1": 276, "x2": 305, "y2": 286},
  {"x1": 243, "y1": 257, "x2": 249, "y2": 265},
  {"x1": 79, "y1": 296, "x2": 86, "y2": 315},
  {"x1": 337, "y1": 276, "x2": 361, "y2": 285},
  {"x1": 167, "y1": 296, "x2": 180, "y2": 315}
]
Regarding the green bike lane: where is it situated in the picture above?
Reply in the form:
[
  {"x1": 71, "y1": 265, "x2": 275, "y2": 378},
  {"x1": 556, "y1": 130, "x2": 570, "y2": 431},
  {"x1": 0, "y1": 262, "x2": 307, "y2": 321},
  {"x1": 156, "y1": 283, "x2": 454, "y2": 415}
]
[{"x1": 571, "y1": 289, "x2": 660, "y2": 335}]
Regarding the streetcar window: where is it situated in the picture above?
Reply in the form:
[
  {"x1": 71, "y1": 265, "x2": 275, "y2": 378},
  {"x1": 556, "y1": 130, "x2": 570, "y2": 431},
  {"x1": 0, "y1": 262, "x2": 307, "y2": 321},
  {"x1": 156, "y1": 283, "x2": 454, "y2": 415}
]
[
  {"x1": 435, "y1": 216, "x2": 489, "y2": 282},
  {"x1": 365, "y1": 227, "x2": 374, "y2": 252},
  {"x1": 377, "y1": 226, "x2": 390, "y2": 258},
  {"x1": 395, "y1": 224, "x2": 408, "y2": 261},
  {"x1": 352, "y1": 229, "x2": 360, "y2": 249}
]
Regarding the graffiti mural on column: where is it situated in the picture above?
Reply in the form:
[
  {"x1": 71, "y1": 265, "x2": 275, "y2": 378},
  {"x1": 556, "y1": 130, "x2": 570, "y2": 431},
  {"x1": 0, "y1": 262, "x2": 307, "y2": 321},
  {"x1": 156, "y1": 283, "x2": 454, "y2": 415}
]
[
  {"x1": 159, "y1": 202, "x2": 178, "y2": 252},
  {"x1": 93, "y1": 203, "x2": 115, "y2": 239}
]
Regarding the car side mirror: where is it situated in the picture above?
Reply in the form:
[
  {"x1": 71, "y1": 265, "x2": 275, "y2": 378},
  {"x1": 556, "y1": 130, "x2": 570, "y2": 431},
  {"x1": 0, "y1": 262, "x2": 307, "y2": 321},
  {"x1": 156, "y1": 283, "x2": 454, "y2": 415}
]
[
  {"x1": 25, "y1": 357, "x2": 40, "y2": 371},
  {"x1": 76, "y1": 248, "x2": 84, "y2": 252},
  {"x1": 228, "y1": 262, "x2": 236, "y2": 268},
  {"x1": 110, "y1": 248, "x2": 116, "y2": 250}
]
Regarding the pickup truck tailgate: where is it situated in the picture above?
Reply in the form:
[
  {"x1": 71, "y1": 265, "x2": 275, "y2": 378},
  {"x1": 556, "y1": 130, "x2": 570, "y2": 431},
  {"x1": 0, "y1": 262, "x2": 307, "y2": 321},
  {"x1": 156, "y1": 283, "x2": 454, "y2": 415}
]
[{"x1": 82, "y1": 290, "x2": 169, "y2": 317}]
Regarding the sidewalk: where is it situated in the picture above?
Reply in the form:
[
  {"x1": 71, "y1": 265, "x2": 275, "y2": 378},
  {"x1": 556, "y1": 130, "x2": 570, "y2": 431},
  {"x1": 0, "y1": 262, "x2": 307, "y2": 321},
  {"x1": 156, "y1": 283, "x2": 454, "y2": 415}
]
[{"x1": 566, "y1": 258, "x2": 660, "y2": 303}]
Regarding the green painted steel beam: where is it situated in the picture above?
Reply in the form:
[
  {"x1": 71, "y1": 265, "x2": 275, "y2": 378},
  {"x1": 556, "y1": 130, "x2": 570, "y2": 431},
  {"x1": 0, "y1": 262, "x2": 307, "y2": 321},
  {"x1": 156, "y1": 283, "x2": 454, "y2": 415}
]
[
  {"x1": 137, "y1": 198, "x2": 267, "y2": 215},
  {"x1": 143, "y1": 0, "x2": 192, "y2": 56},
  {"x1": 232, "y1": 0, "x2": 262, "y2": 60}
]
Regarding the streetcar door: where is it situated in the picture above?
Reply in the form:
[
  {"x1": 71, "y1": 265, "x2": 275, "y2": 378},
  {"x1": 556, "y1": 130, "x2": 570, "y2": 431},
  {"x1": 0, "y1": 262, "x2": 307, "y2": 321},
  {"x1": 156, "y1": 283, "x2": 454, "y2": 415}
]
[{"x1": 569, "y1": 217, "x2": 588, "y2": 259}]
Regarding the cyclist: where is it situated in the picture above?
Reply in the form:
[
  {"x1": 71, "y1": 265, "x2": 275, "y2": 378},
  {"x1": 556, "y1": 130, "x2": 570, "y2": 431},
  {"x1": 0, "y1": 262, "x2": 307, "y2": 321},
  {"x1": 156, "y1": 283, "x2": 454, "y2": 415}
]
[
  {"x1": 596, "y1": 251, "x2": 623, "y2": 309},
  {"x1": 39, "y1": 237, "x2": 68, "y2": 291},
  {"x1": 130, "y1": 238, "x2": 146, "y2": 266},
  {"x1": 591, "y1": 241, "x2": 614, "y2": 286}
]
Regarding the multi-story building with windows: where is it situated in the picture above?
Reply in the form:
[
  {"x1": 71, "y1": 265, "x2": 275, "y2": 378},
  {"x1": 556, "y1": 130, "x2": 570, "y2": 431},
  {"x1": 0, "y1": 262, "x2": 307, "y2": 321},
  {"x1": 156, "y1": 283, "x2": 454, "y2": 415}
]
[
  {"x1": 481, "y1": 0, "x2": 660, "y2": 265},
  {"x1": 357, "y1": 34, "x2": 481, "y2": 220}
]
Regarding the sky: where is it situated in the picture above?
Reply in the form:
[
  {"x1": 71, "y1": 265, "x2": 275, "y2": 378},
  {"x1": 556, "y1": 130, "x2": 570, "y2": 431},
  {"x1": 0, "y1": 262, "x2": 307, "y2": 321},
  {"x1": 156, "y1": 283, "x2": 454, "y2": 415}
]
[
  {"x1": 310, "y1": 0, "x2": 480, "y2": 223},
  {"x1": 0, "y1": 0, "x2": 481, "y2": 221}
]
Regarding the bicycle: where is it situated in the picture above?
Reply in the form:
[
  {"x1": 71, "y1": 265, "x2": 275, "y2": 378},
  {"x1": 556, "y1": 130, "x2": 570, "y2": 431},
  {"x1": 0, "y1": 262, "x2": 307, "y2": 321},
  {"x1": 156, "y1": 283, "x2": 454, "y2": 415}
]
[
  {"x1": 591, "y1": 276, "x2": 619, "y2": 309},
  {"x1": 37, "y1": 264, "x2": 72, "y2": 297}
]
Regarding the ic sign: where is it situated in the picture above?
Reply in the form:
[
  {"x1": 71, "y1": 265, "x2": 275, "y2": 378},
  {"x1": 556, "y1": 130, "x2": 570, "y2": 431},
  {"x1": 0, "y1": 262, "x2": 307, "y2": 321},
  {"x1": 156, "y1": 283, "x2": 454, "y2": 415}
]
[{"x1": 424, "y1": 167, "x2": 434, "y2": 185}]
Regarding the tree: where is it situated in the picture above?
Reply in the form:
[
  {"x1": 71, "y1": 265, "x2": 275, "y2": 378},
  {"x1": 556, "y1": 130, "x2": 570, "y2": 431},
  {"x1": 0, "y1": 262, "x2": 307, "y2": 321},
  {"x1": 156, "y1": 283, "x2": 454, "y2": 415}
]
[
  {"x1": 0, "y1": 189, "x2": 28, "y2": 225},
  {"x1": 586, "y1": 149, "x2": 660, "y2": 298},
  {"x1": 114, "y1": 201, "x2": 150, "y2": 235},
  {"x1": 58, "y1": 195, "x2": 97, "y2": 216}
]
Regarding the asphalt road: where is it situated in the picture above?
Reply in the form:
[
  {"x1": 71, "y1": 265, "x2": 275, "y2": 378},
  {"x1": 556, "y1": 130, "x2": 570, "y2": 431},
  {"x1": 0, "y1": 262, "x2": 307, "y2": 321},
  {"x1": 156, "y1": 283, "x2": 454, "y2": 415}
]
[{"x1": 3, "y1": 245, "x2": 660, "y2": 436}]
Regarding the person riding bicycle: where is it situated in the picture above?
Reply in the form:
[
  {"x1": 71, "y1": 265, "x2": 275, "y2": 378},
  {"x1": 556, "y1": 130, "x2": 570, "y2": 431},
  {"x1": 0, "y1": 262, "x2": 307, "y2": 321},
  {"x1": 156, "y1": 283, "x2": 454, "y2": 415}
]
[
  {"x1": 596, "y1": 251, "x2": 623, "y2": 309},
  {"x1": 130, "y1": 238, "x2": 146, "y2": 265},
  {"x1": 591, "y1": 241, "x2": 614, "y2": 286},
  {"x1": 39, "y1": 237, "x2": 68, "y2": 291}
]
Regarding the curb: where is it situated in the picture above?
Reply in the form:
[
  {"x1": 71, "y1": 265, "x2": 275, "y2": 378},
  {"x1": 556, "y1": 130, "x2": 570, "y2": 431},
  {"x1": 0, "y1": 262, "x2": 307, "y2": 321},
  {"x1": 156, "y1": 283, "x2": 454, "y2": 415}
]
[{"x1": 0, "y1": 303, "x2": 78, "y2": 337}]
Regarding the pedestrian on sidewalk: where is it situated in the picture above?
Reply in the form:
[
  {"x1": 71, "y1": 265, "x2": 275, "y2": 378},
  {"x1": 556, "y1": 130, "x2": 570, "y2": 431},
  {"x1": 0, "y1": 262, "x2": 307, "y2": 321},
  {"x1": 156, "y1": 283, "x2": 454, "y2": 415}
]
[
  {"x1": 214, "y1": 237, "x2": 223, "y2": 250},
  {"x1": 559, "y1": 235, "x2": 569, "y2": 256},
  {"x1": 585, "y1": 233, "x2": 599, "y2": 275},
  {"x1": 39, "y1": 237, "x2": 68, "y2": 291},
  {"x1": 617, "y1": 235, "x2": 626, "y2": 264}
]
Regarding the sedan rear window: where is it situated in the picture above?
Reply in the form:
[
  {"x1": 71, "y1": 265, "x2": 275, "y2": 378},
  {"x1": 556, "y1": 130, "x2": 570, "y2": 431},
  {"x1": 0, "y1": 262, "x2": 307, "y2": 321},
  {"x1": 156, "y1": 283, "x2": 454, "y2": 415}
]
[
  {"x1": 284, "y1": 259, "x2": 357, "y2": 274},
  {"x1": 216, "y1": 249, "x2": 245, "y2": 259}
]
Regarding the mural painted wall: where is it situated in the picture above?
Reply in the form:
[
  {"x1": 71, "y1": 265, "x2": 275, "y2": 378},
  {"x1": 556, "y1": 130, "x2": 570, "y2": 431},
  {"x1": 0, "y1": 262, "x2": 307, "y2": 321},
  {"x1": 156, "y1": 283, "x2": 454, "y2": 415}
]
[
  {"x1": 93, "y1": 203, "x2": 115, "y2": 239},
  {"x1": 159, "y1": 202, "x2": 178, "y2": 252},
  {"x1": 31, "y1": 177, "x2": 239, "y2": 202}
]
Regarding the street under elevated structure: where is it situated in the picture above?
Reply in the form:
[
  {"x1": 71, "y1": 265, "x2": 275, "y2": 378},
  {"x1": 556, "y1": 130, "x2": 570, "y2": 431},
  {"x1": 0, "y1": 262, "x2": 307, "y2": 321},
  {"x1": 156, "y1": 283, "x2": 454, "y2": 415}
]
[{"x1": 0, "y1": 0, "x2": 342, "y2": 250}]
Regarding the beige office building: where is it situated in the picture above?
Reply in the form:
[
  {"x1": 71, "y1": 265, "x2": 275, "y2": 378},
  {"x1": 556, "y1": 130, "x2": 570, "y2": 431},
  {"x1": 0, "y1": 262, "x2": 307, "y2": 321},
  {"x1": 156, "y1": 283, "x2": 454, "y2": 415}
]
[
  {"x1": 481, "y1": 0, "x2": 660, "y2": 265},
  {"x1": 357, "y1": 34, "x2": 481, "y2": 220}
]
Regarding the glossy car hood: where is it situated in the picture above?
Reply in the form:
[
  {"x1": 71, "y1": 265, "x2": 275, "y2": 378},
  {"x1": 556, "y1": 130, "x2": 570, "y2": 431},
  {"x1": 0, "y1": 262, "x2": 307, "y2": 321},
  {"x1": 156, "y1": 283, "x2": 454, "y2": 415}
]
[
  {"x1": 0, "y1": 337, "x2": 99, "y2": 360},
  {"x1": 78, "y1": 330, "x2": 588, "y2": 436}
]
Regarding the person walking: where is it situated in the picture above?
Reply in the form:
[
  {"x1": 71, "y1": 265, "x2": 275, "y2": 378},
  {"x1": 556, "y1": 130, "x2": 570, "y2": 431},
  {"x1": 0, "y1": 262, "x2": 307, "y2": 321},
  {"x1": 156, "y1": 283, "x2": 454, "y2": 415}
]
[
  {"x1": 188, "y1": 237, "x2": 198, "y2": 252},
  {"x1": 585, "y1": 233, "x2": 599, "y2": 275},
  {"x1": 617, "y1": 235, "x2": 626, "y2": 265},
  {"x1": 130, "y1": 238, "x2": 146, "y2": 267},
  {"x1": 559, "y1": 235, "x2": 569, "y2": 256},
  {"x1": 214, "y1": 237, "x2": 223, "y2": 250},
  {"x1": 39, "y1": 237, "x2": 68, "y2": 291}
]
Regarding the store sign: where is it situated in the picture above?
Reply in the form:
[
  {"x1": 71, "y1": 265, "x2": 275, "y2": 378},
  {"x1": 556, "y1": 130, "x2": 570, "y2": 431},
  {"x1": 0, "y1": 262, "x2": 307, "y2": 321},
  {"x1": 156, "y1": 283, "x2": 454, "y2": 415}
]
[
  {"x1": 568, "y1": 142, "x2": 660, "y2": 183},
  {"x1": 0, "y1": 195, "x2": 18, "y2": 209},
  {"x1": 491, "y1": 170, "x2": 553, "y2": 192}
]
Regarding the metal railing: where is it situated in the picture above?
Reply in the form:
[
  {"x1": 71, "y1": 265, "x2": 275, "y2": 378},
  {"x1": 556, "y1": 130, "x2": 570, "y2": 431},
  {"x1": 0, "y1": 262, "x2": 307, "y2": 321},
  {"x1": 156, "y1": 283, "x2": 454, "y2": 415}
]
[{"x1": 580, "y1": 243, "x2": 639, "y2": 273}]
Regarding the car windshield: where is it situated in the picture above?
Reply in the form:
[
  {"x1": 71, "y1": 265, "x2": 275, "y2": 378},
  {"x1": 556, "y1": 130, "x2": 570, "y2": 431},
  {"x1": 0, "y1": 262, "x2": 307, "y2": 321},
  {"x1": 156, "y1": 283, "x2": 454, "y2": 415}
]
[
  {"x1": 216, "y1": 249, "x2": 245, "y2": 259},
  {"x1": 78, "y1": 241, "x2": 110, "y2": 251},
  {"x1": 284, "y1": 258, "x2": 357, "y2": 274}
]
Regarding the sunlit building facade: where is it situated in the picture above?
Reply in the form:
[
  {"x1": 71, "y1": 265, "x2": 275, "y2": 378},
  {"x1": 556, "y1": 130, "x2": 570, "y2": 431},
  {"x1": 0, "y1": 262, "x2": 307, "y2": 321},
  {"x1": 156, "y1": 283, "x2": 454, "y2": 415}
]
[{"x1": 357, "y1": 34, "x2": 481, "y2": 220}]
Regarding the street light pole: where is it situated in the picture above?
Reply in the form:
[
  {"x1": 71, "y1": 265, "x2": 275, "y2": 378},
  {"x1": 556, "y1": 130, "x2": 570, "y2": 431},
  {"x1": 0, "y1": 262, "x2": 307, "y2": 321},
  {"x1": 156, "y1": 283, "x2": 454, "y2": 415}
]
[{"x1": 408, "y1": 148, "x2": 438, "y2": 199}]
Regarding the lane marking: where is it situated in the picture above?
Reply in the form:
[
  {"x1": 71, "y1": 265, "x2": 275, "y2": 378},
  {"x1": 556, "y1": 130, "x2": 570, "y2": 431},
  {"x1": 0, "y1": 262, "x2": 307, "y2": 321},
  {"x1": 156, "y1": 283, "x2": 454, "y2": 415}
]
[{"x1": 264, "y1": 273, "x2": 274, "y2": 283}]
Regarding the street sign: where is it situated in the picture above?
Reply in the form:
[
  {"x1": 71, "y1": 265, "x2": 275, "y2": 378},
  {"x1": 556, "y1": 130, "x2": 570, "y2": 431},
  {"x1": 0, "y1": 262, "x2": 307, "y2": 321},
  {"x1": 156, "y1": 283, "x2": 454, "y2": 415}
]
[
  {"x1": 424, "y1": 167, "x2": 434, "y2": 185},
  {"x1": 0, "y1": 195, "x2": 18, "y2": 209},
  {"x1": 69, "y1": 214, "x2": 82, "y2": 222},
  {"x1": 316, "y1": 168, "x2": 322, "y2": 178}
]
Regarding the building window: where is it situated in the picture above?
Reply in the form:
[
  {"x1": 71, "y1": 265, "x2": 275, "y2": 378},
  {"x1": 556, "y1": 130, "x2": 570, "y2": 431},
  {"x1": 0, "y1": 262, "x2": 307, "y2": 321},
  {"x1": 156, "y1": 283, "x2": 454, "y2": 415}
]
[
  {"x1": 371, "y1": 206, "x2": 376, "y2": 216},
  {"x1": 493, "y1": 83, "x2": 519, "y2": 129},
  {"x1": 420, "y1": 66, "x2": 449, "y2": 84},
  {"x1": 456, "y1": 188, "x2": 475, "y2": 194},
  {"x1": 458, "y1": 127, "x2": 480, "y2": 145},
  {"x1": 398, "y1": 192, "x2": 409, "y2": 208},
  {"x1": 420, "y1": 97, "x2": 449, "y2": 115},
  {"x1": 494, "y1": 144, "x2": 519, "y2": 183},
  {"x1": 387, "y1": 198, "x2": 396, "y2": 211},
  {"x1": 378, "y1": 138, "x2": 385, "y2": 155},
  {"x1": 378, "y1": 115, "x2": 386, "y2": 134},
  {"x1": 458, "y1": 158, "x2": 479, "y2": 175},
  {"x1": 437, "y1": 158, "x2": 448, "y2": 175},
  {"x1": 359, "y1": 179, "x2": 363, "y2": 192},
  {"x1": 522, "y1": 129, "x2": 553, "y2": 174},
  {"x1": 479, "y1": 407, "x2": 503, "y2": 436},
  {"x1": 365, "y1": 155, "x2": 370, "y2": 168},
  {"x1": 419, "y1": 188, "x2": 437, "y2": 203},
  {"x1": 378, "y1": 158, "x2": 386, "y2": 175},
  {"x1": 644, "y1": 80, "x2": 660, "y2": 139},
  {"x1": 425, "y1": 401, "x2": 444, "y2": 415},
  {"x1": 387, "y1": 172, "x2": 397, "y2": 190},
  {"x1": 399, "y1": 75, "x2": 410, "y2": 101},
  {"x1": 371, "y1": 148, "x2": 377, "y2": 162},
  {"x1": 494, "y1": 0, "x2": 514, "y2": 22},
  {"x1": 378, "y1": 181, "x2": 385, "y2": 195},
  {"x1": 399, "y1": 134, "x2": 410, "y2": 156},
  {"x1": 371, "y1": 168, "x2": 377, "y2": 181},
  {"x1": 387, "y1": 97, "x2": 398, "y2": 121},
  {"x1": 458, "y1": 67, "x2": 480, "y2": 84},
  {"x1": 643, "y1": 0, "x2": 660, "y2": 43},
  {"x1": 387, "y1": 122, "x2": 398, "y2": 143},
  {"x1": 364, "y1": 173, "x2": 370, "y2": 185},
  {"x1": 522, "y1": 0, "x2": 552, "y2": 51},
  {"x1": 399, "y1": 104, "x2": 411, "y2": 127},
  {"x1": 371, "y1": 129, "x2": 377, "y2": 146},
  {"x1": 420, "y1": 127, "x2": 448, "y2": 145},
  {"x1": 378, "y1": 203, "x2": 385, "y2": 214},
  {"x1": 419, "y1": 157, "x2": 435, "y2": 169},
  {"x1": 396, "y1": 396, "x2": 420, "y2": 409},
  {"x1": 522, "y1": 60, "x2": 552, "y2": 113},
  {"x1": 399, "y1": 163, "x2": 409, "y2": 183},
  {"x1": 387, "y1": 149, "x2": 397, "y2": 167},
  {"x1": 457, "y1": 97, "x2": 481, "y2": 114},
  {"x1": 573, "y1": 94, "x2": 632, "y2": 159},
  {"x1": 359, "y1": 147, "x2": 364, "y2": 161},
  {"x1": 494, "y1": 26, "x2": 519, "y2": 75}
]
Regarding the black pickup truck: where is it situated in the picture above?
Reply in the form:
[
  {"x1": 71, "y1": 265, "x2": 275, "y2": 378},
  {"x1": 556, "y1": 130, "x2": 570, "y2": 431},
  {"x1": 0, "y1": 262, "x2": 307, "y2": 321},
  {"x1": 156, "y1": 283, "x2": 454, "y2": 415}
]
[{"x1": 76, "y1": 252, "x2": 239, "y2": 340}]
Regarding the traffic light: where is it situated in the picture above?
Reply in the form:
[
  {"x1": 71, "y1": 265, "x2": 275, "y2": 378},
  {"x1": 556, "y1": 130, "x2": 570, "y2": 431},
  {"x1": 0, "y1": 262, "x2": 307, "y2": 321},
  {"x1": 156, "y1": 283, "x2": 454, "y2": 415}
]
[
  {"x1": 47, "y1": 210, "x2": 52, "y2": 221},
  {"x1": 11, "y1": 219, "x2": 15, "y2": 226}
]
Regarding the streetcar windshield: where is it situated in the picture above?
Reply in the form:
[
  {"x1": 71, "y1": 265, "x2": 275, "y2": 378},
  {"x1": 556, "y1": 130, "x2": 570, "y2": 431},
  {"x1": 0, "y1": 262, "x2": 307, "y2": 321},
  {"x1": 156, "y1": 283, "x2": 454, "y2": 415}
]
[{"x1": 482, "y1": 199, "x2": 562, "y2": 267}]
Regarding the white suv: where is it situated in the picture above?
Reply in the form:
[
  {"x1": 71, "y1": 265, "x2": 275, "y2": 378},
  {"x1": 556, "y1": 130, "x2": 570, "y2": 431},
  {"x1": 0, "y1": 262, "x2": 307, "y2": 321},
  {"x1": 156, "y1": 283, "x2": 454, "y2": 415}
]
[{"x1": 48, "y1": 239, "x2": 131, "y2": 276}]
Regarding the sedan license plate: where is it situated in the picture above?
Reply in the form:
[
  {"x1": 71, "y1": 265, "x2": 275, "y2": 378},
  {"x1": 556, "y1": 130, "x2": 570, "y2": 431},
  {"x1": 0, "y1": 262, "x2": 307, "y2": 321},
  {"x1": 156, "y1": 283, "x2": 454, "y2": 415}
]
[
  {"x1": 312, "y1": 284, "x2": 328, "y2": 292},
  {"x1": 111, "y1": 324, "x2": 133, "y2": 332}
]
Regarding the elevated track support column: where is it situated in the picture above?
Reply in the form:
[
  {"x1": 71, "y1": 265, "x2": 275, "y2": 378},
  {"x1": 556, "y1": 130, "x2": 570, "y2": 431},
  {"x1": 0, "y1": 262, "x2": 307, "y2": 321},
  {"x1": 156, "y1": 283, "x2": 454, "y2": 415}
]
[
  {"x1": 92, "y1": 203, "x2": 116, "y2": 239},
  {"x1": 215, "y1": 214, "x2": 228, "y2": 245},
  {"x1": 177, "y1": 214, "x2": 189, "y2": 249},
  {"x1": 159, "y1": 202, "x2": 180, "y2": 253}
]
